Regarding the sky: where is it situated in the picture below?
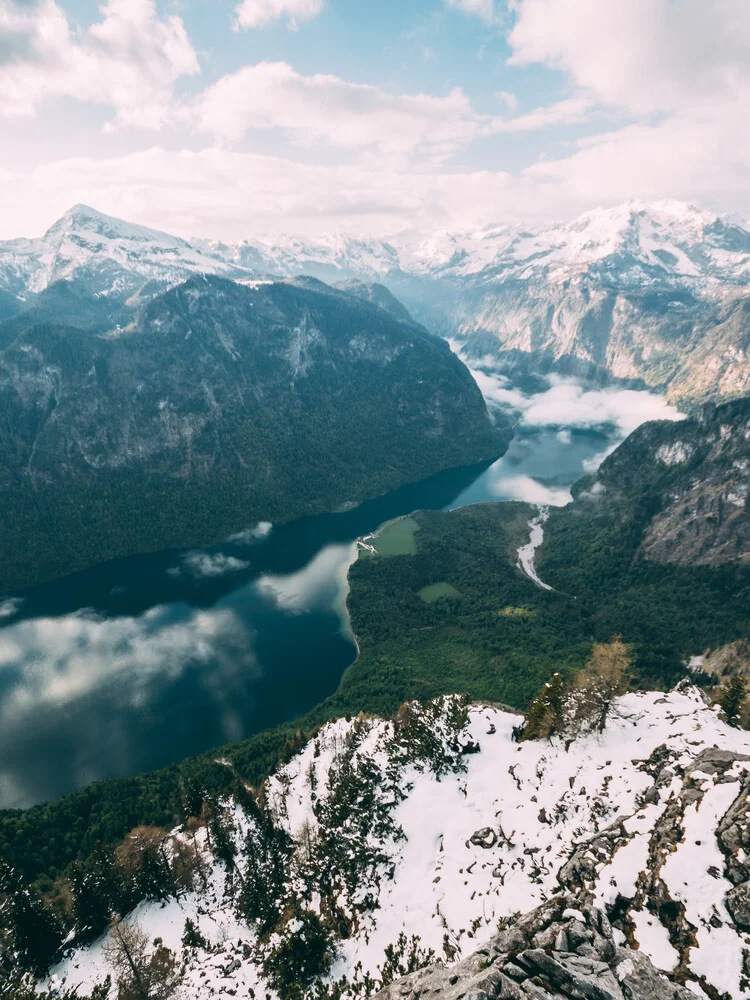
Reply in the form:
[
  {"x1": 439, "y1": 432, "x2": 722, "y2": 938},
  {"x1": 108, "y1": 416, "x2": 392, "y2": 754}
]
[{"x1": 1, "y1": 0, "x2": 750, "y2": 240}]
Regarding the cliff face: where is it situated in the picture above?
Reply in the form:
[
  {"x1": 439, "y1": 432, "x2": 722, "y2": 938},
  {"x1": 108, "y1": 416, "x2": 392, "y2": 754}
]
[
  {"x1": 578, "y1": 397, "x2": 750, "y2": 567},
  {"x1": 375, "y1": 894, "x2": 697, "y2": 1000},
  {"x1": 0, "y1": 276, "x2": 506, "y2": 590}
]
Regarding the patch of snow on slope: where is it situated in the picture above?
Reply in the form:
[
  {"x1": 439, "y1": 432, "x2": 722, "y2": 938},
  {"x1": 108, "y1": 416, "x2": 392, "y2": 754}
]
[{"x1": 48, "y1": 687, "x2": 750, "y2": 999}]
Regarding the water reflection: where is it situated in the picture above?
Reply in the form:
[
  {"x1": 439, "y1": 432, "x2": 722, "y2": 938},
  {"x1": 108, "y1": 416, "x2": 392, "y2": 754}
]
[{"x1": 0, "y1": 376, "x2": 684, "y2": 808}]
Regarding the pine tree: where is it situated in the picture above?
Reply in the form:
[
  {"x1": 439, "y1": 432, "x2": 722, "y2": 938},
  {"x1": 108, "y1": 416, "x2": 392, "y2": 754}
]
[
  {"x1": 181, "y1": 917, "x2": 208, "y2": 951},
  {"x1": 570, "y1": 638, "x2": 631, "y2": 734},
  {"x1": 0, "y1": 862, "x2": 64, "y2": 978},
  {"x1": 70, "y1": 843, "x2": 126, "y2": 942},
  {"x1": 721, "y1": 674, "x2": 747, "y2": 728},
  {"x1": 521, "y1": 672, "x2": 568, "y2": 740}
]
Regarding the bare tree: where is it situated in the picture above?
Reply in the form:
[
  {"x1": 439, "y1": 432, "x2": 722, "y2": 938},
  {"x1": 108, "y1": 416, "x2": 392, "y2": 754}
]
[{"x1": 103, "y1": 918, "x2": 180, "y2": 1000}]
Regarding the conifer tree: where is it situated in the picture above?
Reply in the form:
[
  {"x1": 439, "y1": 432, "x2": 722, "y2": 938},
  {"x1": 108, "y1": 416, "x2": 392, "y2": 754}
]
[
  {"x1": 0, "y1": 862, "x2": 64, "y2": 977},
  {"x1": 721, "y1": 674, "x2": 747, "y2": 728},
  {"x1": 521, "y1": 671, "x2": 567, "y2": 740}
]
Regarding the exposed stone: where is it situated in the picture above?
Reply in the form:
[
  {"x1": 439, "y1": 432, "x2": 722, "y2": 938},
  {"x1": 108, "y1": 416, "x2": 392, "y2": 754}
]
[
  {"x1": 470, "y1": 827, "x2": 499, "y2": 849},
  {"x1": 726, "y1": 881, "x2": 750, "y2": 930},
  {"x1": 374, "y1": 896, "x2": 696, "y2": 999}
]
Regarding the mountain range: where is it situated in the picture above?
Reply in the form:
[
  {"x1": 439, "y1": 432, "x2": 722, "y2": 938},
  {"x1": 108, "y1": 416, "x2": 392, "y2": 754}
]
[
  {"x1": 2, "y1": 201, "x2": 750, "y2": 402},
  {"x1": 0, "y1": 275, "x2": 503, "y2": 591}
]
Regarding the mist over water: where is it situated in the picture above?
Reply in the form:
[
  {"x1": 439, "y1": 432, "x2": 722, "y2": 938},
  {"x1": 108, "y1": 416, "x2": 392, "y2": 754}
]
[{"x1": 0, "y1": 375, "x2": 683, "y2": 809}]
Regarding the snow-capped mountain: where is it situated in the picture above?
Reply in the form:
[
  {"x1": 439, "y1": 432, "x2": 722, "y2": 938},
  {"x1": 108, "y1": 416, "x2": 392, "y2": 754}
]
[
  {"x1": 3, "y1": 200, "x2": 750, "y2": 303},
  {"x1": 44, "y1": 686, "x2": 750, "y2": 999},
  {"x1": 0, "y1": 205, "x2": 244, "y2": 302},
  {"x1": 401, "y1": 200, "x2": 750, "y2": 286},
  {"x1": 2, "y1": 200, "x2": 750, "y2": 401}
]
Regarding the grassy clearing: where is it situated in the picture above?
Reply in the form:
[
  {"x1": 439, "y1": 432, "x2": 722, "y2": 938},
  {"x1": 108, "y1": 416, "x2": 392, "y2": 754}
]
[
  {"x1": 372, "y1": 517, "x2": 420, "y2": 555},
  {"x1": 418, "y1": 581, "x2": 461, "y2": 603}
]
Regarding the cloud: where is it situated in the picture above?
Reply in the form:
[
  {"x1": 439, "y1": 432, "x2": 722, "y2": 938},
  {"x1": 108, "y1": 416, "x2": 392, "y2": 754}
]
[
  {"x1": 496, "y1": 90, "x2": 518, "y2": 112},
  {"x1": 468, "y1": 369, "x2": 684, "y2": 438},
  {"x1": 169, "y1": 551, "x2": 251, "y2": 580},
  {"x1": 508, "y1": 0, "x2": 750, "y2": 117},
  {"x1": 490, "y1": 472, "x2": 572, "y2": 506},
  {"x1": 234, "y1": 0, "x2": 324, "y2": 30},
  {"x1": 0, "y1": 598, "x2": 23, "y2": 621},
  {"x1": 257, "y1": 542, "x2": 356, "y2": 613},
  {"x1": 0, "y1": 0, "x2": 199, "y2": 127},
  {"x1": 228, "y1": 521, "x2": 273, "y2": 544},
  {"x1": 502, "y1": 0, "x2": 750, "y2": 215},
  {"x1": 519, "y1": 379, "x2": 685, "y2": 436},
  {"x1": 0, "y1": 604, "x2": 258, "y2": 721},
  {"x1": 493, "y1": 94, "x2": 596, "y2": 133},
  {"x1": 191, "y1": 61, "x2": 494, "y2": 157},
  {"x1": 446, "y1": 0, "x2": 500, "y2": 25}
]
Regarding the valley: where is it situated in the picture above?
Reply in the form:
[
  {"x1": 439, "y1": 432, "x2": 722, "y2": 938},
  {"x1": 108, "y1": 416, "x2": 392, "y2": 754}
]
[
  {"x1": 0, "y1": 209, "x2": 748, "y2": 1000},
  {"x1": 0, "y1": 400, "x2": 640, "y2": 811}
]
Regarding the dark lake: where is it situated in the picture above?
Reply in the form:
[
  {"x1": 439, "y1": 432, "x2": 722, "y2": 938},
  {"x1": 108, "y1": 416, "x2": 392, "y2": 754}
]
[{"x1": 0, "y1": 377, "x2": 676, "y2": 808}]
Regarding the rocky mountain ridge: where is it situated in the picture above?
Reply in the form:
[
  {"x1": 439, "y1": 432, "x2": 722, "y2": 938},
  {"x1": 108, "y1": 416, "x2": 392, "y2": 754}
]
[
  {"x1": 1, "y1": 202, "x2": 749, "y2": 402},
  {"x1": 567, "y1": 396, "x2": 750, "y2": 567},
  {"x1": 36, "y1": 686, "x2": 750, "y2": 999}
]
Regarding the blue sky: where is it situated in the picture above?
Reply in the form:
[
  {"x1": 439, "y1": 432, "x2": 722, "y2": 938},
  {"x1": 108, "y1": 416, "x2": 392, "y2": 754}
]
[{"x1": 1, "y1": 0, "x2": 749, "y2": 239}]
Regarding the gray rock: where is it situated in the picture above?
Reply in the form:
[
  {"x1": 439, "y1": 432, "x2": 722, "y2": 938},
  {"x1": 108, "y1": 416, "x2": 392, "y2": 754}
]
[
  {"x1": 374, "y1": 895, "x2": 696, "y2": 1000},
  {"x1": 470, "y1": 827, "x2": 499, "y2": 849},
  {"x1": 726, "y1": 880, "x2": 750, "y2": 929}
]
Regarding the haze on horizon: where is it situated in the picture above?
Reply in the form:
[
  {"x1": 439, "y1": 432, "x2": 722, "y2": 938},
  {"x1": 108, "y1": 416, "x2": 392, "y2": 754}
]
[{"x1": 1, "y1": 0, "x2": 750, "y2": 241}]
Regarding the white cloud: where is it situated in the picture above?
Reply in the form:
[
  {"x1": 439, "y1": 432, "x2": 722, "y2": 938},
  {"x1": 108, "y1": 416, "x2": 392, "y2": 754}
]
[
  {"x1": 257, "y1": 542, "x2": 356, "y2": 613},
  {"x1": 503, "y1": 0, "x2": 750, "y2": 216},
  {"x1": 228, "y1": 521, "x2": 273, "y2": 543},
  {"x1": 469, "y1": 369, "x2": 684, "y2": 438},
  {"x1": 519, "y1": 379, "x2": 685, "y2": 436},
  {"x1": 170, "y1": 551, "x2": 251, "y2": 579},
  {"x1": 494, "y1": 94, "x2": 596, "y2": 133},
  {"x1": 496, "y1": 90, "x2": 518, "y2": 112},
  {"x1": 0, "y1": 604, "x2": 258, "y2": 720},
  {"x1": 234, "y1": 0, "x2": 324, "y2": 30},
  {"x1": 446, "y1": 0, "x2": 499, "y2": 25},
  {"x1": 192, "y1": 61, "x2": 493, "y2": 157},
  {"x1": 0, "y1": 598, "x2": 23, "y2": 621},
  {"x1": 491, "y1": 472, "x2": 572, "y2": 506},
  {"x1": 508, "y1": 0, "x2": 750, "y2": 117},
  {"x1": 0, "y1": 0, "x2": 199, "y2": 127}
]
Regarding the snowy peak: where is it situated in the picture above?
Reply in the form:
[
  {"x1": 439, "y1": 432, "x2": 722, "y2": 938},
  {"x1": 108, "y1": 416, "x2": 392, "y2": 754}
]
[
  {"x1": 420, "y1": 200, "x2": 750, "y2": 286},
  {"x1": 0, "y1": 205, "x2": 245, "y2": 300},
  {"x1": 42, "y1": 203, "x2": 194, "y2": 249}
]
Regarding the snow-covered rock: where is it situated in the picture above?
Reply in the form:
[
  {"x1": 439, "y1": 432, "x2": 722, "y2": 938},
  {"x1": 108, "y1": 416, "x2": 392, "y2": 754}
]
[{"x1": 47, "y1": 687, "x2": 750, "y2": 998}]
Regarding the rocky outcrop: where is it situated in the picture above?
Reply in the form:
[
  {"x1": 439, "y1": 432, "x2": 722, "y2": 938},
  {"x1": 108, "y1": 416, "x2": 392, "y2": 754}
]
[
  {"x1": 554, "y1": 396, "x2": 750, "y2": 568},
  {"x1": 375, "y1": 894, "x2": 695, "y2": 999}
]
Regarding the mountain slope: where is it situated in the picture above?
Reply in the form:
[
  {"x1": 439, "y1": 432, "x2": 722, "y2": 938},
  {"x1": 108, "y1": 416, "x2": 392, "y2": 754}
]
[
  {"x1": 2, "y1": 202, "x2": 750, "y2": 402},
  {"x1": 401, "y1": 202, "x2": 750, "y2": 404},
  {"x1": 542, "y1": 395, "x2": 750, "y2": 576},
  {"x1": 0, "y1": 275, "x2": 505, "y2": 590},
  {"x1": 28, "y1": 688, "x2": 750, "y2": 999}
]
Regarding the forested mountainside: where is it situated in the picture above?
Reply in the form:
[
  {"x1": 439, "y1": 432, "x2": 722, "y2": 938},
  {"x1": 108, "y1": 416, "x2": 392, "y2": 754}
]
[
  {"x1": 346, "y1": 397, "x2": 749, "y2": 712},
  {"x1": 2, "y1": 202, "x2": 750, "y2": 404},
  {"x1": 1, "y1": 399, "x2": 747, "y2": 919},
  {"x1": 0, "y1": 275, "x2": 505, "y2": 591},
  {"x1": 6, "y1": 688, "x2": 750, "y2": 999}
]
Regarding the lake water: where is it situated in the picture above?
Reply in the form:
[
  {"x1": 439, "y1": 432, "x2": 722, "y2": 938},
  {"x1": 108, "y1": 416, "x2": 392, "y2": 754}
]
[{"x1": 0, "y1": 376, "x2": 681, "y2": 809}]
